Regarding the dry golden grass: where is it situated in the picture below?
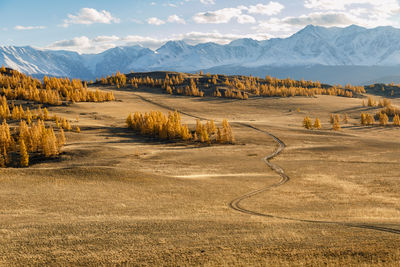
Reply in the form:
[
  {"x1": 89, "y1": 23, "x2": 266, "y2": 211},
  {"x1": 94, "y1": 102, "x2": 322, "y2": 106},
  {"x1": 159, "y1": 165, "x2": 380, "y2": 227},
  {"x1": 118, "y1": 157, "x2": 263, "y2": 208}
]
[{"x1": 0, "y1": 86, "x2": 399, "y2": 266}]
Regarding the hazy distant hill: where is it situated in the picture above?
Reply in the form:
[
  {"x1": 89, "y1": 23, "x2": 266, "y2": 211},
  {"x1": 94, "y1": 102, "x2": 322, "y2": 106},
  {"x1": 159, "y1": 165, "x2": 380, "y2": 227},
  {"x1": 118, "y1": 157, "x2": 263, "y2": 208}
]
[{"x1": 2, "y1": 25, "x2": 400, "y2": 85}]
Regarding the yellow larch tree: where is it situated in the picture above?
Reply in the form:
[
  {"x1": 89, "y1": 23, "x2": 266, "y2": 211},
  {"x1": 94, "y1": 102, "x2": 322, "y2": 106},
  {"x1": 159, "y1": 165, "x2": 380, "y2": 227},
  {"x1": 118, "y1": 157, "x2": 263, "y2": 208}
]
[
  {"x1": 361, "y1": 113, "x2": 367, "y2": 125},
  {"x1": 332, "y1": 120, "x2": 341, "y2": 131},
  {"x1": 313, "y1": 117, "x2": 321, "y2": 129},
  {"x1": 393, "y1": 114, "x2": 400, "y2": 126},
  {"x1": 303, "y1": 117, "x2": 312, "y2": 129},
  {"x1": 19, "y1": 139, "x2": 29, "y2": 167},
  {"x1": 379, "y1": 112, "x2": 389, "y2": 126}
]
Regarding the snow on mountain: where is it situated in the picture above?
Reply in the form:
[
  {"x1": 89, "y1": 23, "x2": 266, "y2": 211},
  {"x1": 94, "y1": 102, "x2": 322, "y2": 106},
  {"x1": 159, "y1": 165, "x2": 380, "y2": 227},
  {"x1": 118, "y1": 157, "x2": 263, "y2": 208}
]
[
  {"x1": 0, "y1": 46, "x2": 93, "y2": 79},
  {"x1": 2, "y1": 25, "x2": 400, "y2": 82}
]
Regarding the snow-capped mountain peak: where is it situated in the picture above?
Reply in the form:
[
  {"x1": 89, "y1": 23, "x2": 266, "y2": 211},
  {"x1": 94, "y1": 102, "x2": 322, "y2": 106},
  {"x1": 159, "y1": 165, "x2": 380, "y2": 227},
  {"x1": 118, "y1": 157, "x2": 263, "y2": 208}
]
[{"x1": 2, "y1": 25, "x2": 400, "y2": 83}]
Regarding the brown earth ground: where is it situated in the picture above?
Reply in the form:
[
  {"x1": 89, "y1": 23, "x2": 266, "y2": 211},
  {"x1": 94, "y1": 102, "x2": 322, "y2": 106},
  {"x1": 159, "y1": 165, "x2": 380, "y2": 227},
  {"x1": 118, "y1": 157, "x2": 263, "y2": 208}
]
[{"x1": 1, "y1": 86, "x2": 400, "y2": 266}]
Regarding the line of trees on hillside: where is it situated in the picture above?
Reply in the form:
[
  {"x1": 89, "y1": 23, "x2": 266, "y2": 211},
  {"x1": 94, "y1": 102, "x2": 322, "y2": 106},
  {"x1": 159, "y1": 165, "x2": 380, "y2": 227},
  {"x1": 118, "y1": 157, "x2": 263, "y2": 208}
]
[
  {"x1": 96, "y1": 71, "x2": 365, "y2": 100},
  {"x1": 0, "y1": 65, "x2": 115, "y2": 105}
]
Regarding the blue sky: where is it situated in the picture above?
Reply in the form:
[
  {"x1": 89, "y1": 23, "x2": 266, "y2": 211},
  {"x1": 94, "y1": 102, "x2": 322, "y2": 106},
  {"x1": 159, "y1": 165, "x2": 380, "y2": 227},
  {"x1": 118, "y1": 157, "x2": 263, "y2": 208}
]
[{"x1": 1, "y1": 0, "x2": 400, "y2": 53}]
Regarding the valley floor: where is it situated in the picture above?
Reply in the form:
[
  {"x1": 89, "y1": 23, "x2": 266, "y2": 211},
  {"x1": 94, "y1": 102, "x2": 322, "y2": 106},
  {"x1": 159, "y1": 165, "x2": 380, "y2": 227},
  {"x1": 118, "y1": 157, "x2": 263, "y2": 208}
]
[{"x1": 1, "y1": 87, "x2": 399, "y2": 266}]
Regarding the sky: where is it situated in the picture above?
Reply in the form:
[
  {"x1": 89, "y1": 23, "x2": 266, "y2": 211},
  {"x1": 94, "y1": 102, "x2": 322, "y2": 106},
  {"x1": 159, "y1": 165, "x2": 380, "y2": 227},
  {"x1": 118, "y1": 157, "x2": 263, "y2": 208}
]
[{"x1": 1, "y1": 0, "x2": 400, "y2": 54}]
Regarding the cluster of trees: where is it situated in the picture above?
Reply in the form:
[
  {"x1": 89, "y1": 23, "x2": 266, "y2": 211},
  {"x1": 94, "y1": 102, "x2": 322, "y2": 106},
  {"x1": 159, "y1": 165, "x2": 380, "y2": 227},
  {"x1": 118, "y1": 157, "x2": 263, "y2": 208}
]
[
  {"x1": 162, "y1": 73, "x2": 185, "y2": 88},
  {"x1": 165, "y1": 78, "x2": 205, "y2": 97},
  {"x1": 330, "y1": 114, "x2": 348, "y2": 124},
  {"x1": 97, "y1": 71, "x2": 363, "y2": 100},
  {"x1": 360, "y1": 113, "x2": 376, "y2": 126},
  {"x1": 330, "y1": 115, "x2": 342, "y2": 131},
  {"x1": 310, "y1": 112, "x2": 400, "y2": 131},
  {"x1": 360, "y1": 112, "x2": 400, "y2": 126},
  {"x1": 0, "y1": 120, "x2": 65, "y2": 167},
  {"x1": 0, "y1": 96, "x2": 76, "y2": 132},
  {"x1": 219, "y1": 88, "x2": 249, "y2": 100},
  {"x1": 225, "y1": 75, "x2": 364, "y2": 98},
  {"x1": 375, "y1": 105, "x2": 400, "y2": 118},
  {"x1": 100, "y1": 72, "x2": 161, "y2": 88},
  {"x1": 329, "y1": 114, "x2": 350, "y2": 130},
  {"x1": 0, "y1": 91, "x2": 80, "y2": 168},
  {"x1": 126, "y1": 111, "x2": 234, "y2": 144},
  {"x1": 360, "y1": 97, "x2": 400, "y2": 126},
  {"x1": 303, "y1": 114, "x2": 349, "y2": 131},
  {"x1": 303, "y1": 117, "x2": 321, "y2": 130},
  {"x1": 99, "y1": 72, "x2": 206, "y2": 97},
  {"x1": 0, "y1": 66, "x2": 115, "y2": 105},
  {"x1": 163, "y1": 75, "x2": 204, "y2": 97},
  {"x1": 99, "y1": 71, "x2": 127, "y2": 88},
  {"x1": 363, "y1": 97, "x2": 392, "y2": 108}
]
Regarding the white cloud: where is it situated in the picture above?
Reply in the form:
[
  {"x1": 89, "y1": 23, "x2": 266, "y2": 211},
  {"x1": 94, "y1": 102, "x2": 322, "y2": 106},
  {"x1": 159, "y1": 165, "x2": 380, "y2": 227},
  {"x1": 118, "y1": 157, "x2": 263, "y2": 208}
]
[
  {"x1": 93, "y1": 35, "x2": 120, "y2": 43},
  {"x1": 14, "y1": 25, "x2": 46, "y2": 30},
  {"x1": 282, "y1": 12, "x2": 355, "y2": 27},
  {"x1": 254, "y1": 0, "x2": 400, "y2": 35},
  {"x1": 167, "y1": 15, "x2": 186, "y2": 24},
  {"x1": 193, "y1": 7, "x2": 243, "y2": 24},
  {"x1": 236, "y1": 14, "x2": 256, "y2": 24},
  {"x1": 193, "y1": 2, "x2": 283, "y2": 24},
  {"x1": 147, "y1": 17, "x2": 166, "y2": 25},
  {"x1": 47, "y1": 35, "x2": 119, "y2": 53},
  {"x1": 255, "y1": 18, "x2": 295, "y2": 33},
  {"x1": 48, "y1": 36, "x2": 92, "y2": 50},
  {"x1": 62, "y1": 8, "x2": 120, "y2": 27},
  {"x1": 304, "y1": 0, "x2": 398, "y2": 12},
  {"x1": 304, "y1": 0, "x2": 400, "y2": 25},
  {"x1": 246, "y1": 2, "x2": 284, "y2": 16},
  {"x1": 200, "y1": 0, "x2": 215, "y2": 5}
]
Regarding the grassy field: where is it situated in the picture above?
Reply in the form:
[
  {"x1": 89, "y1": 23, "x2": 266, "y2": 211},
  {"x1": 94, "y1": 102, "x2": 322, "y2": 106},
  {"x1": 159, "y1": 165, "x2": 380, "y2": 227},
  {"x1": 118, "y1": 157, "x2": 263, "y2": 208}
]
[{"x1": 1, "y1": 86, "x2": 399, "y2": 266}]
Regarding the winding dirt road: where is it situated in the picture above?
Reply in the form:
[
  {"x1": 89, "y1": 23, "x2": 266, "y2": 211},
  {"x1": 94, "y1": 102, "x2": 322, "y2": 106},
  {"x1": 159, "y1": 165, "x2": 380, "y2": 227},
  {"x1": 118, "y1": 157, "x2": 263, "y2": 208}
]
[
  {"x1": 230, "y1": 123, "x2": 400, "y2": 235},
  {"x1": 132, "y1": 92, "x2": 400, "y2": 236}
]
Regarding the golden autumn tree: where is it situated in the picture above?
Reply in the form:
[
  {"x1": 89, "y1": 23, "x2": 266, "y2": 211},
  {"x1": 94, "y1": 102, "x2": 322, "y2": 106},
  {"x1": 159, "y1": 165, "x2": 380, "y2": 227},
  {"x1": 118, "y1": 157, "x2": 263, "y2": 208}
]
[
  {"x1": 367, "y1": 96, "x2": 376, "y2": 107},
  {"x1": 366, "y1": 114, "x2": 375, "y2": 125},
  {"x1": 393, "y1": 114, "x2": 400, "y2": 126},
  {"x1": 303, "y1": 117, "x2": 312, "y2": 129},
  {"x1": 58, "y1": 128, "x2": 66, "y2": 148},
  {"x1": 19, "y1": 139, "x2": 29, "y2": 167},
  {"x1": 334, "y1": 114, "x2": 341, "y2": 124},
  {"x1": 361, "y1": 113, "x2": 367, "y2": 126},
  {"x1": 222, "y1": 119, "x2": 234, "y2": 143},
  {"x1": 313, "y1": 117, "x2": 321, "y2": 129},
  {"x1": 216, "y1": 128, "x2": 222, "y2": 143},
  {"x1": 332, "y1": 120, "x2": 341, "y2": 131},
  {"x1": 379, "y1": 112, "x2": 389, "y2": 126}
]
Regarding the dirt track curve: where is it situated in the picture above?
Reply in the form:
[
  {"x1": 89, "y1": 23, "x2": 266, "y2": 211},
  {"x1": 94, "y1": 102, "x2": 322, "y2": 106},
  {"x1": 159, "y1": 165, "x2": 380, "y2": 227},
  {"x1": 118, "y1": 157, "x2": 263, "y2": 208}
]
[{"x1": 132, "y1": 92, "x2": 400, "y2": 236}]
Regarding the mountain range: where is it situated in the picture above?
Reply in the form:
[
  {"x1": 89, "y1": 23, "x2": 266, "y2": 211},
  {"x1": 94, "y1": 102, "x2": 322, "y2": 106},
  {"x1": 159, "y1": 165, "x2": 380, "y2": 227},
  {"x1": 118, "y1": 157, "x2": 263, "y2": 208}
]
[{"x1": 2, "y1": 25, "x2": 400, "y2": 85}]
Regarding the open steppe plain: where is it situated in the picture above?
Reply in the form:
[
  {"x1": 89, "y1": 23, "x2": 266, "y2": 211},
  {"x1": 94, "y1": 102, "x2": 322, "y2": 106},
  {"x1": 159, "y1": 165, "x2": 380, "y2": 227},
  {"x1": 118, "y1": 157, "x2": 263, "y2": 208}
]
[{"x1": 1, "y1": 86, "x2": 399, "y2": 266}]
